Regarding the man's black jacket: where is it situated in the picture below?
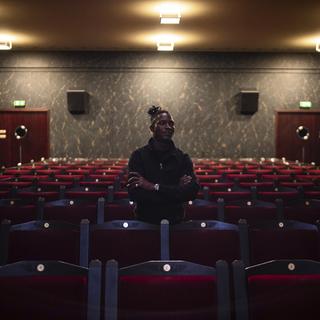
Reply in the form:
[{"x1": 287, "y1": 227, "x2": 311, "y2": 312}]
[{"x1": 128, "y1": 138, "x2": 200, "y2": 224}]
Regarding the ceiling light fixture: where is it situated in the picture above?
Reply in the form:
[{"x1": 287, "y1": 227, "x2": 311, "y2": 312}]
[
  {"x1": 0, "y1": 41, "x2": 12, "y2": 50},
  {"x1": 156, "y1": 35, "x2": 175, "y2": 51},
  {"x1": 157, "y1": 40, "x2": 174, "y2": 51},
  {"x1": 159, "y1": 4, "x2": 181, "y2": 24},
  {"x1": 0, "y1": 35, "x2": 13, "y2": 50}
]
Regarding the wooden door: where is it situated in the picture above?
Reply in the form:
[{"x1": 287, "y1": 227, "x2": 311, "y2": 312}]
[
  {"x1": 275, "y1": 110, "x2": 320, "y2": 164},
  {"x1": 0, "y1": 109, "x2": 49, "y2": 167}
]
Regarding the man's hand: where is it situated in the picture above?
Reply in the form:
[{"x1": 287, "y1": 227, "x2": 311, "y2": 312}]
[
  {"x1": 127, "y1": 172, "x2": 155, "y2": 191},
  {"x1": 179, "y1": 174, "x2": 192, "y2": 187}
]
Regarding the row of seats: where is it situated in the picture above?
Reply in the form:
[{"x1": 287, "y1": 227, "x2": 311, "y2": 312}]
[
  {"x1": 1, "y1": 158, "x2": 320, "y2": 205},
  {"x1": 1, "y1": 219, "x2": 320, "y2": 268},
  {"x1": 1, "y1": 184, "x2": 320, "y2": 206},
  {"x1": 2, "y1": 195, "x2": 320, "y2": 225},
  {"x1": 1, "y1": 258, "x2": 319, "y2": 320},
  {"x1": 1, "y1": 158, "x2": 320, "y2": 319}
]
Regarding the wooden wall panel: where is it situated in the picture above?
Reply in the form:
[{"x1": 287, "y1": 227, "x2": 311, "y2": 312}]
[
  {"x1": 276, "y1": 110, "x2": 320, "y2": 164},
  {"x1": 0, "y1": 109, "x2": 49, "y2": 167}
]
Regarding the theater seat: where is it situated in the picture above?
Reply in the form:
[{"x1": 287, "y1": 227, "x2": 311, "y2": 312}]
[
  {"x1": 239, "y1": 219, "x2": 320, "y2": 266},
  {"x1": 0, "y1": 219, "x2": 88, "y2": 267},
  {"x1": 233, "y1": 259, "x2": 320, "y2": 320},
  {"x1": 88, "y1": 220, "x2": 162, "y2": 267},
  {"x1": 43, "y1": 198, "x2": 104, "y2": 224},
  {"x1": 103, "y1": 199, "x2": 135, "y2": 222},
  {"x1": 184, "y1": 199, "x2": 219, "y2": 221},
  {"x1": 0, "y1": 198, "x2": 44, "y2": 223},
  {"x1": 105, "y1": 259, "x2": 231, "y2": 320},
  {"x1": 283, "y1": 198, "x2": 320, "y2": 223},
  {"x1": 0, "y1": 260, "x2": 101, "y2": 320},
  {"x1": 220, "y1": 199, "x2": 278, "y2": 224},
  {"x1": 169, "y1": 220, "x2": 242, "y2": 265}
]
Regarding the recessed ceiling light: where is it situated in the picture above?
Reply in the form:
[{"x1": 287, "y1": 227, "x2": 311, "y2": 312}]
[
  {"x1": 0, "y1": 35, "x2": 13, "y2": 50},
  {"x1": 0, "y1": 41, "x2": 12, "y2": 50},
  {"x1": 157, "y1": 40, "x2": 174, "y2": 51},
  {"x1": 160, "y1": 12, "x2": 181, "y2": 24},
  {"x1": 156, "y1": 34, "x2": 175, "y2": 51},
  {"x1": 159, "y1": 4, "x2": 181, "y2": 24}
]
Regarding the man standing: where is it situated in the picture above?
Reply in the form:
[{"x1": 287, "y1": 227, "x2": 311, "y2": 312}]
[{"x1": 127, "y1": 106, "x2": 199, "y2": 224}]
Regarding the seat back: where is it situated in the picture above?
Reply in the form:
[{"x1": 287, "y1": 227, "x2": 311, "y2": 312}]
[
  {"x1": 0, "y1": 260, "x2": 101, "y2": 320},
  {"x1": 0, "y1": 198, "x2": 44, "y2": 223},
  {"x1": 221, "y1": 199, "x2": 278, "y2": 224},
  {"x1": 0, "y1": 219, "x2": 89, "y2": 266},
  {"x1": 239, "y1": 219, "x2": 320, "y2": 266},
  {"x1": 170, "y1": 220, "x2": 242, "y2": 265},
  {"x1": 44, "y1": 198, "x2": 103, "y2": 224},
  {"x1": 233, "y1": 259, "x2": 320, "y2": 320},
  {"x1": 89, "y1": 220, "x2": 161, "y2": 267},
  {"x1": 184, "y1": 199, "x2": 219, "y2": 220},
  {"x1": 103, "y1": 199, "x2": 135, "y2": 222},
  {"x1": 105, "y1": 259, "x2": 231, "y2": 320}
]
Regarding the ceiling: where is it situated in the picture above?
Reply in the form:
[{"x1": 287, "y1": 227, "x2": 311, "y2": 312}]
[{"x1": 0, "y1": 0, "x2": 320, "y2": 52}]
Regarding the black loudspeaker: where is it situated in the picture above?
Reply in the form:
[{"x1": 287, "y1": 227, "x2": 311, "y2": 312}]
[
  {"x1": 240, "y1": 90, "x2": 259, "y2": 115},
  {"x1": 67, "y1": 90, "x2": 89, "y2": 114}
]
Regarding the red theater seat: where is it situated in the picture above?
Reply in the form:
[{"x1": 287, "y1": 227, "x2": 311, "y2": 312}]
[
  {"x1": 233, "y1": 259, "x2": 320, "y2": 320},
  {"x1": 169, "y1": 220, "x2": 241, "y2": 265},
  {"x1": 255, "y1": 186, "x2": 299, "y2": 203},
  {"x1": 105, "y1": 259, "x2": 231, "y2": 320},
  {"x1": 65, "y1": 186, "x2": 108, "y2": 200},
  {"x1": 0, "y1": 219, "x2": 88, "y2": 267},
  {"x1": 103, "y1": 199, "x2": 135, "y2": 222},
  {"x1": 184, "y1": 199, "x2": 219, "y2": 221},
  {"x1": 283, "y1": 199, "x2": 320, "y2": 223},
  {"x1": 221, "y1": 199, "x2": 278, "y2": 224},
  {"x1": 89, "y1": 220, "x2": 161, "y2": 268},
  {"x1": 43, "y1": 198, "x2": 103, "y2": 224},
  {"x1": 0, "y1": 198, "x2": 43, "y2": 223},
  {"x1": 239, "y1": 219, "x2": 320, "y2": 266},
  {"x1": 0, "y1": 260, "x2": 101, "y2": 320},
  {"x1": 4, "y1": 169, "x2": 33, "y2": 175}
]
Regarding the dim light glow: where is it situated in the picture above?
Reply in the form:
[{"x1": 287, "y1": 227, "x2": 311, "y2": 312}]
[
  {"x1": 124, "y1": 30, "x2": 203, "y2": 50},
  {"x1": 288, "y1": 34, "x2": 320, "y2": 51},
  {"x1": 0, "y1": 31, "x2": 39, "y2": 48},
  {"x1": 129, "y1": 1, "x2": 210, "y2": 18}
]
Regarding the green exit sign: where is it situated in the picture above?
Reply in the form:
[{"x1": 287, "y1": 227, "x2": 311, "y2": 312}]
[
  {"x1": 13, "y1": 100, "x2": 26, "y2": 108},
  {"x1": 299, "y1": 101, "x2": 312, "y2": 108}
]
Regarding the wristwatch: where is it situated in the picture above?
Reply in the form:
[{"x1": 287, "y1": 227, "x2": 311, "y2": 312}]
[{"x1": 154, "y1": 183, "x2": 160, "y2": 191}]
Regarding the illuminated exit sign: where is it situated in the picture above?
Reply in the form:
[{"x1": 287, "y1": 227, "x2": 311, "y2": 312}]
[
  {"x1": 299, "y1": 101, "x2": 312, "y2": 109},
  {"x1": 13, "y1": 100, "x2": 26, "y2": 108}
]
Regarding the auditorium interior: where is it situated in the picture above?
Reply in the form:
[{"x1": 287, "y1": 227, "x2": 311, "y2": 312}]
[{"x1": 1, "y1": 1, "x2": 320, "y2": 319}]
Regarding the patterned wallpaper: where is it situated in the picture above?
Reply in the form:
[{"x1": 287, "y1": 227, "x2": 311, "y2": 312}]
[{"x1": 0, "y1": 51, "x2": 320, "y2": 159}]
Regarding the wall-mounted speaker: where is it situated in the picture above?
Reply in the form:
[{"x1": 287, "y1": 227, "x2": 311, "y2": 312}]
[
  {"x1": 240, "y1": 90, "x2": 259, "y2": 115},
  {"x1": 67, "y1": 90, "x2": 89, "y2": 114}
]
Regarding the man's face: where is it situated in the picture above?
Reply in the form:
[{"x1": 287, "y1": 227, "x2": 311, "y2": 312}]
[{"x1": 152, "y1": 112, "x2": 175, "y2": 141}]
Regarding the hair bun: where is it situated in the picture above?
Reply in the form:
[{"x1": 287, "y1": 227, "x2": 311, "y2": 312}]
[{"x1": 148, "y1": 105, "x2": 161, "y2": 118}]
